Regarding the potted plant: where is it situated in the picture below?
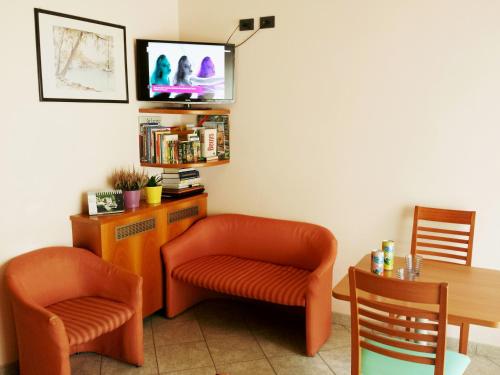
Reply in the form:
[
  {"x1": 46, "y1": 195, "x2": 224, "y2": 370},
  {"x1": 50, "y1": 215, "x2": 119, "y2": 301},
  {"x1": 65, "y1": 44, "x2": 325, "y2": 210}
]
[
  {"x1": 111, "y1": 167, "x2": 148, "y2": 209},
  {"x1": 145, "y1": 175, "x2": 163, "y2": 204}
]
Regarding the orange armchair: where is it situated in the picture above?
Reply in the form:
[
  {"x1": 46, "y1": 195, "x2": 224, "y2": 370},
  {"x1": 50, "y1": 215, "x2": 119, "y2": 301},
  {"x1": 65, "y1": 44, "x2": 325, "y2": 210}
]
[
  {"x1": 5, "y1": 247, "x2": 144, "y2": 375},
  {"x1": 161, "y1": 214, "x2": 337, "y2": 356}
]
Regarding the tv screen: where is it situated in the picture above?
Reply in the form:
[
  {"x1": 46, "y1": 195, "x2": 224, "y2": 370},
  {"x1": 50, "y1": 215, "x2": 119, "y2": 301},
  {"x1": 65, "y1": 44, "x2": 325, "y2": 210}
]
[{"x1": 136, "y1": 39, "x2": 235, "y2": 103}]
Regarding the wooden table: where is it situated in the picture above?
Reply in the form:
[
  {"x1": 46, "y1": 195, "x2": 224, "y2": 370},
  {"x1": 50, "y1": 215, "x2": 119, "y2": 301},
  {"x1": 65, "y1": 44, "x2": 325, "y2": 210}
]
[{"x1": 332, "y1": 255, "x2": 500, "y2": 354}]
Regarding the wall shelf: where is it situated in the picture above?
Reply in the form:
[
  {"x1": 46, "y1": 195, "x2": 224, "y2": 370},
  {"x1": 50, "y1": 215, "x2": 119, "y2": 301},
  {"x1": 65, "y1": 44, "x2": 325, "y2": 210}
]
[
  {"x1": 139, "y1": 107, "x2": 230, "y2": 115},
  {"x1": 141, "y1": 160, "x2": 230, "y2": 169}
]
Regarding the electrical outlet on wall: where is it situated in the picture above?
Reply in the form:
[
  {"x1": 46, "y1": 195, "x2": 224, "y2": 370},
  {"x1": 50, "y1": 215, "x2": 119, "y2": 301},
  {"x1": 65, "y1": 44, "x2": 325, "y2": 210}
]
[
  {"x1": 260, "y1": 16, "x2": 275, "y2": 29},
  {"x1": 239, "y1": 18, "x2": 254, "y2": 31}
]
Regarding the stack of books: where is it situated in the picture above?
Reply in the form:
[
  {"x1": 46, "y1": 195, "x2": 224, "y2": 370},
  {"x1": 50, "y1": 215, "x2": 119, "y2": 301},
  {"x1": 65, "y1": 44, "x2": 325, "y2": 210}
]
[{"x1": 161, "y1": 168, "x2": 204, "y2": 198}]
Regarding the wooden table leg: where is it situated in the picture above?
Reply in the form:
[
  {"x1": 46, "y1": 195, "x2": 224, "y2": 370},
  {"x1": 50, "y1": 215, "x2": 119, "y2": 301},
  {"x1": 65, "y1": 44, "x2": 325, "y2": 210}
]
[{"x1": 459, "y1": 323, "x2": 470, "y2": 354}]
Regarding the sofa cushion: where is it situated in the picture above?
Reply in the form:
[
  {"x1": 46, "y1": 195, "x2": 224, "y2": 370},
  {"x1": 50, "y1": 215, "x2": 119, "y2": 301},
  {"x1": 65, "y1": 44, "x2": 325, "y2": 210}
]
[
  {"x1": 172, "y1": 255, "x2": 311, "y2": 306},
  {"x1": 46, "y1": 296, "x2": 134, "y2": 346}
]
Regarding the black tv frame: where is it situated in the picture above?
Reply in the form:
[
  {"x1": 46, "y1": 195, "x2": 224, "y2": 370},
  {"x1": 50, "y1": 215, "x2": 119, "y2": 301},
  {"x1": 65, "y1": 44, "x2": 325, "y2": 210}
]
[{"x1": 135, "y1": 39, "x2": 235, "y2": 104}]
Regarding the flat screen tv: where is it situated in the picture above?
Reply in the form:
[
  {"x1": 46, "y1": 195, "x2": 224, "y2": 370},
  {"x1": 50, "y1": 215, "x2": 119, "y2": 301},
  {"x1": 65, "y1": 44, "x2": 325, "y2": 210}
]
[{"x1": 136, "y1": 39, "x2": 235, "y2": 104}]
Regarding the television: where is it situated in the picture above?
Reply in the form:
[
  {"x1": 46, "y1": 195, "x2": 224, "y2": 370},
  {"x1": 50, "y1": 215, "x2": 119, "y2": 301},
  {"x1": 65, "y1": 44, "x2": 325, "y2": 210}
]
[{"x1": 136, "y1": 39, "x2": 235, "y2": 104}]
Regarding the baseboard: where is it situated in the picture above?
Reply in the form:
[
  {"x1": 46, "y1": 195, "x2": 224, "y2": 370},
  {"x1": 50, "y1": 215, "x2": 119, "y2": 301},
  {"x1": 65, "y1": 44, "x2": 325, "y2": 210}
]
[
  {"x1": 0, "y1": 361, "x2": 18, "y2": 375},
  {"x1": 332, "y1": 311, "x2": 500, "y2": 358}
]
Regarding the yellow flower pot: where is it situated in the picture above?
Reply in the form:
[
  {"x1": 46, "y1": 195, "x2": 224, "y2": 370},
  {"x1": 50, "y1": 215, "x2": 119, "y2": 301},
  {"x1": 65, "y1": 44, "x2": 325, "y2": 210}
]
[{"x1": 145, "y1": 186, "x2": 162, "y2": 204}]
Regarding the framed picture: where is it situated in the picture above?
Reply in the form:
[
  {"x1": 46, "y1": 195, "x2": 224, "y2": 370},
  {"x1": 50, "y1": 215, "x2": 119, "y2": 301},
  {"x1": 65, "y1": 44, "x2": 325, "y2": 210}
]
[
  {"x1": 34, "y1": 8, "x2": 129, "y2": 103},
  {"x1": 87, "y1": 190, "x2": 125, "y2": 215}
]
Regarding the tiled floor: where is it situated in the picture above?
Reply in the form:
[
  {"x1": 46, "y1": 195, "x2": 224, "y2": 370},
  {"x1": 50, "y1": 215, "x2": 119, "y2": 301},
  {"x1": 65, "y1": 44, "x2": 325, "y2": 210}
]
[{"x1": 71, "y1": 299, "x2": 500, "y2": 375}]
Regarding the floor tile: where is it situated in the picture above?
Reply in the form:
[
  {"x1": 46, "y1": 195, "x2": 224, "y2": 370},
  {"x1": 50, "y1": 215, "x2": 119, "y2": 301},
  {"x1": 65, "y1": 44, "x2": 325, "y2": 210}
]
[
  {"x1": 319, "y1": 324, "x2": 351, "y2": 352},
  {"x1": 101, "y1": 344, "x2": 158, "y2": 375},
  {"x1": 215, "y1": 359, "x2": 275, "y2": 375},
  {"x1": 194, "y1": 299, "x2": 246, "y2": 321},
  {"x1": 155, "y1": 341, "x2": 213, "y2": 373},
  {"x1": 253, "y1": 328, "x2": 305, "y2": 358},
  {"x1": 476, "y1": 344, "x2": 500, "y2": 360},
  {"x1": 206, "y1": 332, "x2": 265, "y2": 366},
  {"x1": 465, "y1": 355, "x2": 500, "y2": 375},
  {"x1": 154, "y1": 319, "x2": 204, "y2": 346},
  {"x1": 144, "y1": 318, "x2": 154, "y2": 348},
  {"x1": 161, "y1": 366, "x2": 216, "y2": 375},
  {"x1": 70, "y1": 352, "x2": 102, "y2": 375},
  {"x1": 319, "y1": 346, "x2": 351, "y2": 375},
  {"x1": 198, "y1": 315, "x2": 251, "y2": 341},
  {"x1": 269, "y1": 355, "x2": 333, "y2": 375}
]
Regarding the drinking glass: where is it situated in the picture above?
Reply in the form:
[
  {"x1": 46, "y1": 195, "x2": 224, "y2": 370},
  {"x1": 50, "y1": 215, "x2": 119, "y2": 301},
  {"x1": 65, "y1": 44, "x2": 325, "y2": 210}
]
[
  {"x1": 405, "y1": 254, "x2": 423, "y2": 276},
  {"x1": 396, "y1": 267, "x2": 415, "y2": 281}
]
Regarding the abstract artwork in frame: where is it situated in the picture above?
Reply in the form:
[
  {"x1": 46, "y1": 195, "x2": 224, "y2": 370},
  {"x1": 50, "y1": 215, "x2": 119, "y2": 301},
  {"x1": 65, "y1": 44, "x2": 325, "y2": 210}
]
[{"x1": 34, "y1": 8, "x2": 129, "y2": 103}]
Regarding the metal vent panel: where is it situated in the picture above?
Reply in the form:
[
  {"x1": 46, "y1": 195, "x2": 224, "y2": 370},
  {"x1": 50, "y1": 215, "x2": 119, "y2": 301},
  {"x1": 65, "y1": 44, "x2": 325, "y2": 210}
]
[
  {"x1": 116, "y1": 218, "x2": 156, "y2": 240},
  {"x1": 168, "y1": 206, "x2": 199, "y2": 224}
]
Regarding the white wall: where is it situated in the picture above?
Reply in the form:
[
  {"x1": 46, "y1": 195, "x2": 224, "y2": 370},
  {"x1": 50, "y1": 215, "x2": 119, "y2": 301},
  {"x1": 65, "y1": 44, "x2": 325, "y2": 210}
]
[
  {"x1": 0, "y1": 0, "x2": 179, "y2": 366},
  {"x1": 179, "y1": 0, "x2": 500, "y2": 346}
]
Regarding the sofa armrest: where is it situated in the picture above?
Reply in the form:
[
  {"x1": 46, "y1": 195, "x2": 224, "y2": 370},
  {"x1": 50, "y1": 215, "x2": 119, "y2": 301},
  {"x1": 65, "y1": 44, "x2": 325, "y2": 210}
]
[
  {"x1": 161, "y1": 219, "x2": 216, "y2": 272},
  {"x1": 307, "y1": 237, "x2": 337, "y2": 295}
]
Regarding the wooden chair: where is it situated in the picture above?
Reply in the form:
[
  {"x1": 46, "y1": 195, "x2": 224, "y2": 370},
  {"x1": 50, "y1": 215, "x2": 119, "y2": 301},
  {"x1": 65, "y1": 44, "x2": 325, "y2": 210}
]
[
  {"x1": 411, "y1": 206, "x2": 475, "y2": 266},
  {"x1": 349, "y1": 267, "x2": 470, "y2": 375},
  {"x1": 411, "y1": 206, "x2": 476, "y2": 353}
]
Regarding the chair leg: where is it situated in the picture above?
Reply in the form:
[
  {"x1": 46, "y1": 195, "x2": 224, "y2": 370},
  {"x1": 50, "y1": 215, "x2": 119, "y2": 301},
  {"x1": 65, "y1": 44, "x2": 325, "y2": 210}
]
[{"x1": 459, "y1": 323, "x2": 470, "y2": 354}]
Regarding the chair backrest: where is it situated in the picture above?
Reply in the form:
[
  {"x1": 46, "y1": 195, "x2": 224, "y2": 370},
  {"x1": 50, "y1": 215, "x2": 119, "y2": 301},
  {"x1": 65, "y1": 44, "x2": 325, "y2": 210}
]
[
  {"x1": 349, "y1": 267, "x2": 448, "y2": 375},
  {"x1": 411, "y1": 206, "x2": 476, "y2": 266},
  {"x1": 6, "y1": 247, "x2": 104, "y2": 307}
]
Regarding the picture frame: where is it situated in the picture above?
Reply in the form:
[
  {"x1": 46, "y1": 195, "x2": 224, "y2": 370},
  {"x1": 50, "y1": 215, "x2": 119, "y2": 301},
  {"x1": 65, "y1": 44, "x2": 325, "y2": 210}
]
[
  {"x1": 34, "y1": 8, "x2": 129, "y2": 103},
  {"x1": 87, "y1": 190, "x2": 125, "y2": 215}
]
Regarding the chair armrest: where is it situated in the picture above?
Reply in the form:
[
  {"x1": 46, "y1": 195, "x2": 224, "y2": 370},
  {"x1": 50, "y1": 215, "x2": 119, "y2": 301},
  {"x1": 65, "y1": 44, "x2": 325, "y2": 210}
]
[
  {"x1": 80, "y1": 253, "x2": 143, "y2": 309},
  {"x1": 7, "y1": 277, "x2": 69, "y2": 352}
]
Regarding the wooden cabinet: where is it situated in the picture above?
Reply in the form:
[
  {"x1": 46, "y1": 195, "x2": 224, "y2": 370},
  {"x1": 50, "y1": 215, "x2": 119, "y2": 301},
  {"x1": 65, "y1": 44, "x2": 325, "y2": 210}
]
[{"x1": 70, "y1": 194, "x2": 207, "y2": 316}]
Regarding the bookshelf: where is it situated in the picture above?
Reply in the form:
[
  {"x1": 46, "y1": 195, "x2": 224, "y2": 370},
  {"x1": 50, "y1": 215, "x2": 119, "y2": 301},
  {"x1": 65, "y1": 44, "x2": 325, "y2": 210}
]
[
  {"x1": 139, "y1": 107, "x2": 230, "y2": 169},
  {"x1": 139, "y1": 107, "x2": 230, "y2": 116}
]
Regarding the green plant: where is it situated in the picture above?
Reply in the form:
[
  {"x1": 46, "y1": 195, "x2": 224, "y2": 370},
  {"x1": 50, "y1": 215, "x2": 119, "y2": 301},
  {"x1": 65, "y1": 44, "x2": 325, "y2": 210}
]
[
  {"x1": 146, "y1": 175, "x2": 162, "y2": 187},
  {"x1": 111, "y1": 167, "x2": 148, "y2": 191}
]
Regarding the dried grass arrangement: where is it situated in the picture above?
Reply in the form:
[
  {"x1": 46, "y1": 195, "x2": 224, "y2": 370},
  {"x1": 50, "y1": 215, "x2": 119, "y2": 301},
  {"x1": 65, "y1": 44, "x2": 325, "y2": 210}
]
[{"x1": 111, "y1": 167, "x2": 148, "y2": 191}]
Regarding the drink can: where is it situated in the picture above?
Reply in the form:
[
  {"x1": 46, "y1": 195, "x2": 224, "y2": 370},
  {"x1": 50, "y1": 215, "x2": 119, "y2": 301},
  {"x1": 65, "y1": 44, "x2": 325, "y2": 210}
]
[
  {"x1": 382, "y1": 240, "x2": 395, "y2": 271},
  {"x1": 371, "y1": 250, "x2": 384, "y2": 275}
]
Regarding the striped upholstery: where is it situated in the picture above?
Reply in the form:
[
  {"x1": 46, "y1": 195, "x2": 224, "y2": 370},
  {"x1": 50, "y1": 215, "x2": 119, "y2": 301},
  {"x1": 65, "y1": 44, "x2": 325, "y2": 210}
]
[
  {"x1": 172, "y1": 255, "x2": 311, "y2": 306},
  {"x1": 46, "y1": 296, "x2": 134, "y2": 346}
]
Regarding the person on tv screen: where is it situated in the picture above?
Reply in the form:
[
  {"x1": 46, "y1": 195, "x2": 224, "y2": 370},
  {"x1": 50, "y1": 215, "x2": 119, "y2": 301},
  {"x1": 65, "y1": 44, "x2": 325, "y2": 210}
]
[
  {"x1": 191, "y1": 56, "x2": 225, "y2": 100},
  {"x1": 172, "y1": 55, "x2": 194, "y2": 99},
  {"x1": 150, "y1": 54, "x2": 171, "y2": 99}
]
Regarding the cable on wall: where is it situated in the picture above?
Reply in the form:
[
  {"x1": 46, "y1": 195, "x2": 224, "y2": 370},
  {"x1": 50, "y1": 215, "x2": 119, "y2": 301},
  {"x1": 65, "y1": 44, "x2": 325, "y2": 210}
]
[{"x1": 235, "y1": 28, "x2": 261, "y2": 48}]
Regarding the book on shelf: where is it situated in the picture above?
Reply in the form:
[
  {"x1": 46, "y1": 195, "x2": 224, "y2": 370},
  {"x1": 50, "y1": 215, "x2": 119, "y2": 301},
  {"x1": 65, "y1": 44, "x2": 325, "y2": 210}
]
[
  {"x1": 87, "y1": 190, "x2": 124, "y2": 215},
  {"x1": 162, "y1": 170, "x2": 199, "y2": 178},
  {"x1": 200, "y1": 128, "x2": 217, "y2": 159},
  {"x1": 197, "y1": 115, "x2": 230, "y2": 160},
  {"x1": 162, "y1": 177, "x2": 201, "y2": 186},
  {"x1": 162, "y1": 185, "x2": 205, "y2": 198},
  {"x1": 162, "y1": 180, "x2": 201, "y2": 188}
]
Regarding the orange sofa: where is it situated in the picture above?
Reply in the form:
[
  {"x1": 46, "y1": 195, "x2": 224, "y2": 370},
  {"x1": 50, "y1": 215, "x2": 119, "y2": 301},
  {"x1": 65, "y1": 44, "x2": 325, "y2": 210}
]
[
  {"x1": 5, "y1": 247, "x2": 144, "y2": 375},
  {"x1": 161, "y1": 214, "x2": 337, "y2": 356}
]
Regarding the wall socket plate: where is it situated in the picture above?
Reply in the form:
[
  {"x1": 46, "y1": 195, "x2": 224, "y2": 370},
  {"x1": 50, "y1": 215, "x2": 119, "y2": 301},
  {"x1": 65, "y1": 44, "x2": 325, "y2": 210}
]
[
  {"x1": 239, "y1": 18, "x2": 254, "y2": 31},
  {"x1": 260, "y1": 16, "x2": 275, "y2": 29}
]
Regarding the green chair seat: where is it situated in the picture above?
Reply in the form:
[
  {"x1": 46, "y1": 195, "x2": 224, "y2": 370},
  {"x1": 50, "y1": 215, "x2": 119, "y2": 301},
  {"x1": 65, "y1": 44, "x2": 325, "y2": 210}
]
[{"x1": 361, "y1": 339, "x2": 470, "y2": 375}]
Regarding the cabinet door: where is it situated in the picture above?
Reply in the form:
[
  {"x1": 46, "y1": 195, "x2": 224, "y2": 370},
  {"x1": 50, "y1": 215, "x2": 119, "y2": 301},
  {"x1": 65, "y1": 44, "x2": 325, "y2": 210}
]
[
  {"x1": 100, "y1": 209, "x2": 167, "y2": 316},
  {"x1": 165, "y1": 196, "x2": 207, "y2": 242}
]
